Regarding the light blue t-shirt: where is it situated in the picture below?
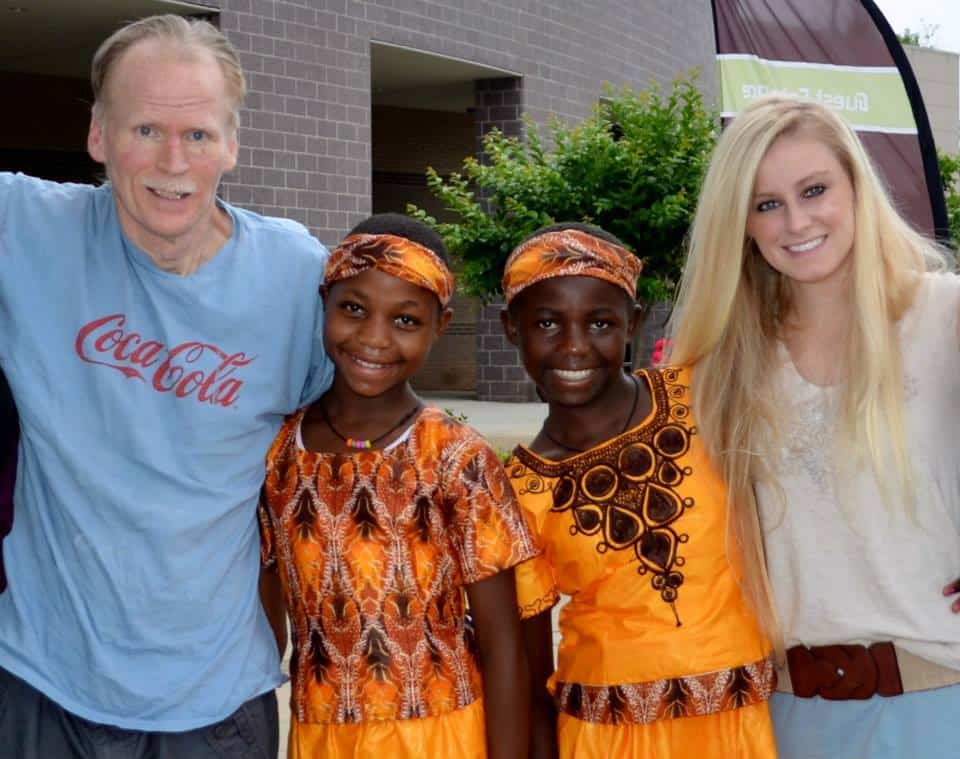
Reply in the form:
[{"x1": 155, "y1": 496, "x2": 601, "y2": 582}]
[{"x1": 0, "y1": 173, "x2": 333, "y2": 730}]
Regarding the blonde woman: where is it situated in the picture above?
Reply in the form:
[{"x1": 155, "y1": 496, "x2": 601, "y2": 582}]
[{"x1": 667, "y1": 94, "x2": 960, "y2": 758}]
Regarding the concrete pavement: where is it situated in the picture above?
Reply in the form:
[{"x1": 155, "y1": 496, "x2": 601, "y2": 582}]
[{"x1": 422, "y1": 394, "x2": 548, "y2": 452}]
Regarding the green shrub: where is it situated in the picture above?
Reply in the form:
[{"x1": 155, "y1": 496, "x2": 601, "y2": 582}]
[
  {"x1": 938, "y1": 149, "x2": 960, "y2": 250},
  {"x1": 408, "y1": 73, "x2": 718, "y2": 302}
]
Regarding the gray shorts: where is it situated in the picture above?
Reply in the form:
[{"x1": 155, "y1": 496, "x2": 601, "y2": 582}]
[{"x1": 0, "y1": 666, "x2": 278, "y2": 759}]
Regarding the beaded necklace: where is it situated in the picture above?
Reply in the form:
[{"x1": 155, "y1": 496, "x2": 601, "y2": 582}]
[{"x1": 319, "y1": 401, "x2": 422, "y2": 450}]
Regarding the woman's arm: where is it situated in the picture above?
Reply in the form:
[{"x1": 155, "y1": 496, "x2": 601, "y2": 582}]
[
  {"x1": 259, "y1": 566, "x2": 287, "y2": 658},
  {"x1": 523, "y1": 609, "x2": 558, "y2": 759},
  {"x1": 466, "y1": 568, "x2": 530, "y2": 759}
]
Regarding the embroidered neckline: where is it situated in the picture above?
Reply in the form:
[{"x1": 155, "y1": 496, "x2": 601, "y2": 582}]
[
  {"x1": 509, "y1": 368, "x2": 696, "y2": 625},
  {"x1": 514, "y1": 369, "x2": 665, "y2": 473}
]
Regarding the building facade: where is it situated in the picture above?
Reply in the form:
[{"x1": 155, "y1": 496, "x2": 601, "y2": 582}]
[{"x1": 1, "y1": 0, "x2": 716, "y2": 399}]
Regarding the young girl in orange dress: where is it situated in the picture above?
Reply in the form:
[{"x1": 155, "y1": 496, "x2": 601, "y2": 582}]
[
  {"x1": 499, "y1": 223, "x2": 778, "y2": 758},
  {"x1": 258, "y1": 213, "x2": 537, "y2": 758}
]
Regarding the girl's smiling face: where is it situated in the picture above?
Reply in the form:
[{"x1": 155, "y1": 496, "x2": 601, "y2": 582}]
[
  {"x1": 746, "y1": 132, "x2": 856, "y2": 290},
  {"x1": 502, "y1": 275, "x2": 640, "y2": 408},
  {"x1": 324, "y1": 267, "x2": 451, "y2": 398}
]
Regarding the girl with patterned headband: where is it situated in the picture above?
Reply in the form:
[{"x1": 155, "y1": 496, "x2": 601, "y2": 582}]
[
  {"x1": 258, "y1": 213, "x2": 536, "y2": 758},
  {"x1": 501, "y1": 222, "x2": 777, "y2": 758}
]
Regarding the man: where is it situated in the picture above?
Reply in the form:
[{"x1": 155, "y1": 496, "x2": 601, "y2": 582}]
[{"x1": 0, "y1": 15, "x2": 331, "y2": 757}]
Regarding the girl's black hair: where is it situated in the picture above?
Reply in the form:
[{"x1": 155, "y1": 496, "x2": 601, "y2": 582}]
[{"x1": 348, "y1": 213, "x2": 451, "y2": 266}]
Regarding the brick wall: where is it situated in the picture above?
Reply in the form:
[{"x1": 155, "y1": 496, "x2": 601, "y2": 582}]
[
  {"x1": 210, "y1": 0, "x2": 714, "y2": 399},
  {"x1": 215, "y1": 0, "x2": 715, "y2": 249},
  {"x1": 476, "y1": 301, "x2": 539, "y2": 402},
  {"x1": 0, "y1": 1, "x2": 711, "y2": 402},
  {"x1": 472, "y1": 76, "x2": 533, "y2": 400},
  {"x1": 475, "y1": 77, "x2": 523, "y2": 144},
  {"x1": 216, "y1": 0, "x2": 371, "y2": 246}
]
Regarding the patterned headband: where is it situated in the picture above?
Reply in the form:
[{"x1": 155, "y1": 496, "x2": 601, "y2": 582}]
[
  {"x1": 325, "y1": 233, "x2": 455, "y2": 307},
  {"x1": 501, "y1": 229, "x2": 642, "y2": 305}
]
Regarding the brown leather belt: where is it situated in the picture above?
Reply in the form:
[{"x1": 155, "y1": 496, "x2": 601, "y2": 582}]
[
  {"x1": 785, "y1": 642, "x2": 902, "y2": 699},
  {"x1": 778, "y1": 642, "x2": 960, "y2": 699}
]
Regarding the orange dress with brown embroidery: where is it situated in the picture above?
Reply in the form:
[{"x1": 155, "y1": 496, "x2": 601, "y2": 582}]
[
  {"x1": 259, "y1": 407, "x2": 538, "y2": 758},
  {"x1": 508, "y1": 367, "x2": 778, "y2": 758}
]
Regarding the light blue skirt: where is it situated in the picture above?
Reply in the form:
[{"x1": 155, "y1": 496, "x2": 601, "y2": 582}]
[{"x1": 770, "y1": 685, "x2": 960, "y2": 759}]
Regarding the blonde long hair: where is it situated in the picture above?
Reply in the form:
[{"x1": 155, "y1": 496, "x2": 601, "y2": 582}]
[{"x1": 666, "y1": 95, "x2": 948, "y2": 654}]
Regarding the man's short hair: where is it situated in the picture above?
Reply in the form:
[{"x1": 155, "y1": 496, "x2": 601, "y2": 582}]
[{"x1": 91, "y1": 14, "x2": 246, "y2": 129}]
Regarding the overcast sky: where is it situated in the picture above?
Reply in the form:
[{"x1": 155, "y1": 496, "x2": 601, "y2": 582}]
[{"x1": 873, "y1": 0, "x2": 960, "y2": 54}]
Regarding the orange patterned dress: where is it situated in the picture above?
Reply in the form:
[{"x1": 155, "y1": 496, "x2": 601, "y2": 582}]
[
  {"x1": 508, "y1": 367, "x2": 778, "y2": 758},
  {"x1": 260, "y1": 406, "x2": 538, "y2": 758}
]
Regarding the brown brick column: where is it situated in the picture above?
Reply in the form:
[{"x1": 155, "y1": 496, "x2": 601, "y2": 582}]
[
  {"x1": 475, "y1": 300, "x2": 538, "y2": 402},
  {"x1": 471, "y1": 77, "x2": 536, "y2": 401},
  {"x1": 474, "y1": 77, "x2": 523, "y2": 146}
]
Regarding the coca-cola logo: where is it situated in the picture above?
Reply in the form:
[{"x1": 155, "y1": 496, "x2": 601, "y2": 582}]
[{"x1": 75, "y1": 314, "x2": 256, "y2": 407}]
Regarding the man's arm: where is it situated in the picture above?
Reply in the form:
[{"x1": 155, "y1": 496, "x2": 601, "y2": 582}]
[
  {"x1": 0, "y1": 369, "x2": 18, "y2": 594},
  {"x1": 0, "y1": 370, "x2": 15, "y2": 434}
]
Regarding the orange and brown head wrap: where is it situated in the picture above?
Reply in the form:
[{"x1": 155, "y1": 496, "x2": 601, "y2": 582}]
[
  {"x1": 502, "y1": 229, "x2": 642, "y2": 305},
  {"x1": 325, "y1": 233, "x2": 455, "y2": 307}
]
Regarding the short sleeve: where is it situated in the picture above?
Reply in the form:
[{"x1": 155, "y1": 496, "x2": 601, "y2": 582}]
[
  {"x1": 443, "y1": 433, "x2": 539, "y2": 585},
  {"x1": 0, "y1": 172, "x2": 67, "y2": 253},
  {"x1": 259, "y1": 413, "x2": 301, "y2": 570},
  {"x1": 515, "y1": 554, "x2": 560, "y2": 619},
  {"x1": 505, "y1": 456, "x2": 560, "y2": 618},
  {"x1": 257, "y1": 487, "x2": 277, "y2": 570}
]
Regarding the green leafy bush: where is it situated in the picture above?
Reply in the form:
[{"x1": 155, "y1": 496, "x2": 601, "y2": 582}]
[
  {"x1": 938, "y1": 149, "x2": 960, "y2": 250},
  {"x1": 408, "y1": 74, "x2": 717, "y2": 302}
]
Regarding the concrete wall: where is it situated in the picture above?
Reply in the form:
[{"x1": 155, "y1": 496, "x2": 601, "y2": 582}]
[{"x1": 904, "y1": 45, "x2": 959, "y2": 153}]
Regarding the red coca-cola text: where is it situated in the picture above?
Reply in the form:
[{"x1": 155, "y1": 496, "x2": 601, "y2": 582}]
[{"x1": 75, "y1": 314, "x2": 256, "y2": 407}]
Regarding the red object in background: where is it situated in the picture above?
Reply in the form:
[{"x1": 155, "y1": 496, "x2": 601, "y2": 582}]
[{"x1": 651, "y1": 337, "x2": 669, "y2": 366}]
